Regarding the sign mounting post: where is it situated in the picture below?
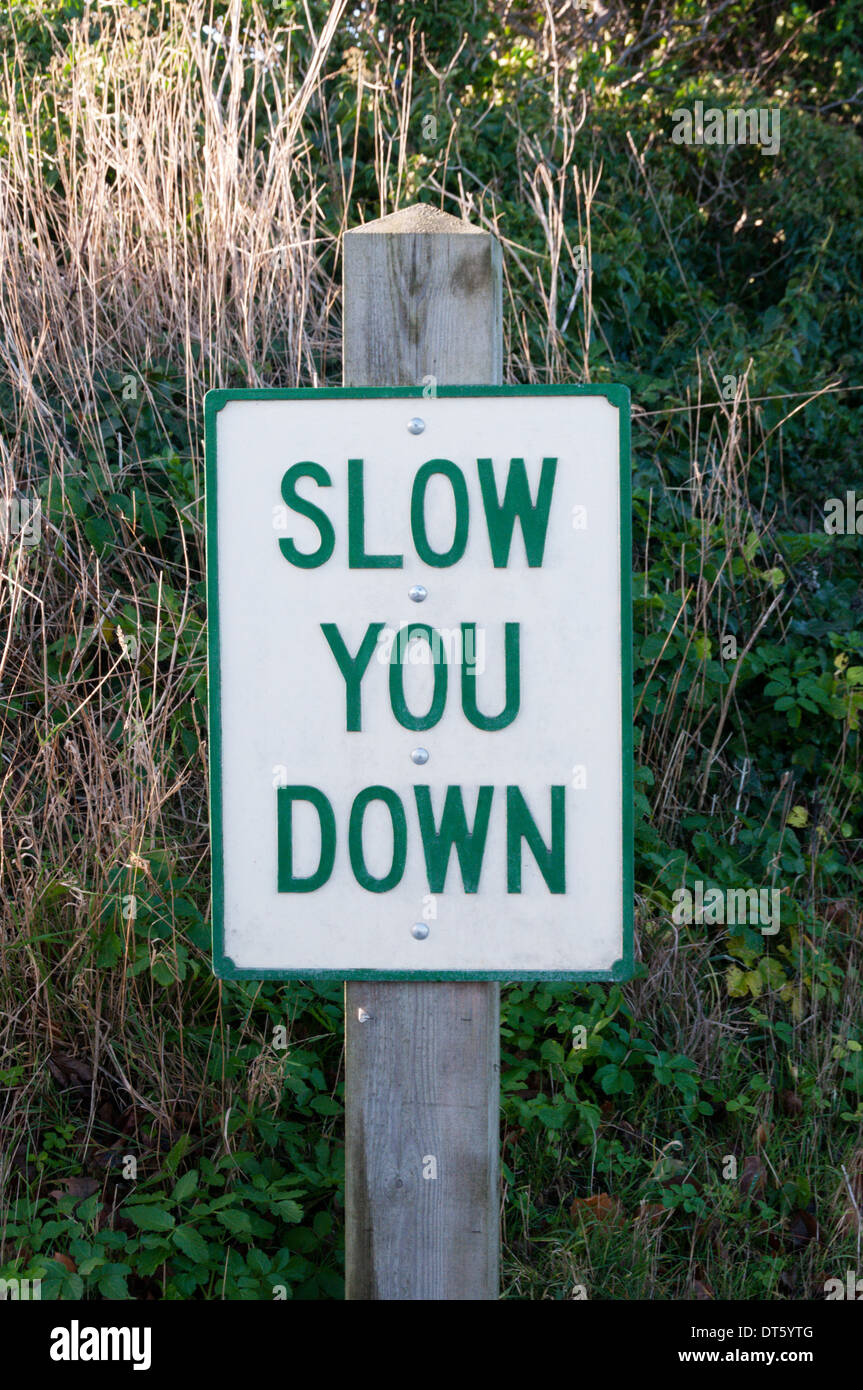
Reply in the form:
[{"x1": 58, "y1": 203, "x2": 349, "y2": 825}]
[{"x1": 342, "y1": 205, "x2": 504, "y2": 1302}]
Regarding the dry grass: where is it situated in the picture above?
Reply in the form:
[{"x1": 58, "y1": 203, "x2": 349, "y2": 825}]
[{"x1": 0, "y1": 0, "x2": 355, "y2": 1191}]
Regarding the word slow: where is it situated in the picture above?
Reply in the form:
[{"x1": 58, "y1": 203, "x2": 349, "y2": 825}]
[{"x1": 275, "y1": 456, "x2": 557, "y2": 568}]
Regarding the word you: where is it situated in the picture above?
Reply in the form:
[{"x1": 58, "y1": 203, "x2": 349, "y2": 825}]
[{"x1": 323, "y1": 622, "x2": 513, "y2": 731}]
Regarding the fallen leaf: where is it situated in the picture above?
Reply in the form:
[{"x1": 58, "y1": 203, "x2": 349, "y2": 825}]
[
  {"x1": 739, "y1": 1154, "x2": 766, "y2": 1197},
  {"x1": 695, "y1": 1217, "x2": 728, "y2": 1262},
  {"x1": 766, "y1": 1228, "x2": 783, "y2": 1254},
  {"x1": 97, "y1": 1099, "x2": 122, "y2": 1128},
  {"x1": 778, "y1": 1090, "x2": 803, "y2": 1116},
  {"x1": 778, "y1": 1268, "x2": 796, "y2": 1296},
  {"x1": 787, "y1": 1207, "x2": 818, "y2": 1249},
  {"x1": 92, "y1": 1143, "x2": 126, "y2": 1172},
  {"x1": 660, "y1": 1171, "x2": 704, "y2": 1195},
  {"x1": 47, "y1": 1052, "x2": 93, "y2": 1089},
  {"x1": 1, "y1": 1241, "x2": 30, "y2": 1268},
  {"x1": 49, "y1": 1176, "x2": 99, "y2": 1200},
  {"x1": 171, "y1": 1108, "x2": 197, "y2": 1131},
  {"x1": 636, "y1": 1201, "x2": 667, "y2": 1225},
  {"x1": 824, "y1": 899, "x2": 856, "y2": 929},
  {"x1": 569, "y1": 1192, "x2": 624, "y2": 1227},
  {"x1": 5, "y1": 1141, "x2": 35, "y2": 1180},
  {"x1": 121, "y1": 1107, "x2": 148, "y2": 1135}
]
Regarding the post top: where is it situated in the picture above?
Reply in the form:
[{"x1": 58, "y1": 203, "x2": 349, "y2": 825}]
[{"x1": 346, "y1": 203, "x2": 485, "y2": 236}]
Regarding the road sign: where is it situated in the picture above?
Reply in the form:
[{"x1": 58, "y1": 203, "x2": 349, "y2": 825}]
[{"x1": 205, "y1": 384, "x2": 632, "y2": 980}]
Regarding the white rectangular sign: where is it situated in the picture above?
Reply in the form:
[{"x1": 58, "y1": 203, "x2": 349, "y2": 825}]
[{"x1": 206, "y1": 386, "x2": 632, "y2": 979}]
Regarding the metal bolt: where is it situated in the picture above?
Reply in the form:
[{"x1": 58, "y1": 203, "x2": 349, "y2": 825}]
[
  {"x1": 412, "y1": 923, "x2": 430, "y2": 940},
  {"x1": 407, "y1": 417, "x2": 425, "y2": 435},
  {"x1": 411, "y1": 747, "x2": 430, "y2": 765},
  {"x1": 409, "y1": 584, "x2": 428, "y2": 603}
]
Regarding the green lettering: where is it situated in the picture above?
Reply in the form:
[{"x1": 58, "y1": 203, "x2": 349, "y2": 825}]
[
  {"x1": 478, "y1": 457, "x2": 557, "y2": 567},
  {"x1": 506, "y1": 785, "x2": 565, "y2": 893},
  {"x1": 461, "y1": 622, "x2": 520, "y2": 730},
  {"x1": 348, "y1": 458, "x2": 402, "y2": 568},
  {"x1": 277, "y1": 786, "x2": 336, "y2": 892},
  {"x1": 415, "y1": 785, "x2": 494, "y2": 893},
  {"x1": 320, "y1": 622, "x2": 385, "y2": 731},
  {"x1": 410, "y1": 459, "x2": 469, "y2": 567},
  {"x1": 389, "y1": 624, "x2": 447, "y2": 730},
  {"x1": 278, "y1": 463, "x2": 335, "y2": 568},
  {"x1": 349, "y1": 786, "x2": 407, "y2": 892}
]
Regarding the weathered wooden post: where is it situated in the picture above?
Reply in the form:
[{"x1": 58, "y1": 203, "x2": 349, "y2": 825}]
[{"x1": 342, "y1": 204, "x2": 503, "y2": 1301}]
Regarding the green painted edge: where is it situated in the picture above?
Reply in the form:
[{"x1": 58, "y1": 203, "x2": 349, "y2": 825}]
[{"x1": 205, "y1": 383, "x2": 634, "y2": 983}]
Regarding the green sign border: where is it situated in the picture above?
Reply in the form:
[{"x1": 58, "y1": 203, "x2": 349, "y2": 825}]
[{"x1": 205, "y1": 384, "x2": 634, "y2": 982}]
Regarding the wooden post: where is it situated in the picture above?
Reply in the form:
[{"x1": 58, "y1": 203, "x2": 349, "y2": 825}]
[{"x1": 342, "y1": 204, "x2": 502, "y2": 1301}]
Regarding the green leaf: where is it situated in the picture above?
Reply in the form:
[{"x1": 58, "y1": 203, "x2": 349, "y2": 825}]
[
  {"x1": 216, "y1": 1209, "x2": 253, "y2": 1236},
  {"x1": 97, "y1": 1265, "x2": 130, "y2": 1299},
  {"x1": 172, "y1": 1170, "x2": 199, "y2": 1202},
  {"x1": 84, "y1": 516, "x2": 116, "y2": 550},
  {"x1": 172, "y1": 1225, "x2": 209, "y2": 1263},
  {"x1": 164, "y1": 1134, "x2": 191, "y2": 1175},
  {"x1": 536, "y1": 1104, "x2": 569, "y2": 1130},
  {"x1": 309, "y1": 1096, "x2": 342, "y2": 1116},
  {"x1": 272, "y1": 1199, "x2": 303, "y2": 1224},
  {"x1": 135, "y1": 1243, "x2": 172, "y2": 1277},
  {"x1": 125, "y1": 1204, "x2": 175, "y2": 1232},
  {"x1": 151, "y1": 958, "x2": 175, "y2": 986}
]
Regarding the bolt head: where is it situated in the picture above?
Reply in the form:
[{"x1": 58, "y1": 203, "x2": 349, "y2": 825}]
[
  {"x1": 411, "y1": 923, "x2": 430, "y2": 940},
  {"x1": 409, "y1": 584, "x2": 428, "y2": 603},
  {"x1": 407, "y1": 417, "x2": 425, "y2": 435},
  {"x1": 411, "y1": 747, "x2": 430, "y2": 765}
]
